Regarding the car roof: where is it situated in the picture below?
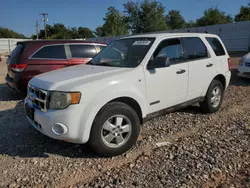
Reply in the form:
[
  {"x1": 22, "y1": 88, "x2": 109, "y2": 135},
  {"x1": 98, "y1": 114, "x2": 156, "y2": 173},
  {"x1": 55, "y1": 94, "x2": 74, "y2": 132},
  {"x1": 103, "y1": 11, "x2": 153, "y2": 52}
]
[
  {"x1": 122, "y1": 33, "x2": 219, "y2": 40},
  {"x1": 17, "y1": 40, "x2": 107, "y2": 45}
]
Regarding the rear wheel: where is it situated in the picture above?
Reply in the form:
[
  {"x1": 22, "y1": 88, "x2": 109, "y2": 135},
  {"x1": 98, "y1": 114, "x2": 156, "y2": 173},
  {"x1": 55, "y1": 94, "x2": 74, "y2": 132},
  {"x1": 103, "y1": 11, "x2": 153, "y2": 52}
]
[
  {"x1": 89, "y1": 102, "x2": 140, "y2": 157},
  {"x1": 200, "y1": 80, "x2": 224, "y2": 113}
]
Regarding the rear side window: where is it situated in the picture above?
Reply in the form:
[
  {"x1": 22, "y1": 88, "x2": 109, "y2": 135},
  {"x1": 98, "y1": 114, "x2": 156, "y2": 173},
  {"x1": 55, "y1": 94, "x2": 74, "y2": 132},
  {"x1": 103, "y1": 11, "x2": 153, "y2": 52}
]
[
  {"x1": 206, "y1": 37, "x2": 226, "y2": 56},
  {"x1": 31, "y1": 45, "x2": 66, "y2": 59},
  {"x1": 69, "y1": 45, "x2": 97, "y2": 58},
  {"x1": 10, "y1": 44, "x2": 24, "y2": 58},
  {"x1": 182, "y1": 37, "x2": 208, "y2": 61}
]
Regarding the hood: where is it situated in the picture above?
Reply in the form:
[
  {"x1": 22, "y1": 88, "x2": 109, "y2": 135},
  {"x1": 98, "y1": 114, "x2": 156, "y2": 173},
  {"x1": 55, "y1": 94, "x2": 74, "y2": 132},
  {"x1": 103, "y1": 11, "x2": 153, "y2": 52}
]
[
  {"x1": 30, "y1": 64, "x2": 131, "y2": 91},
  {"x1": 243, "y1": 52, "x2": 250, "y2": 61}
]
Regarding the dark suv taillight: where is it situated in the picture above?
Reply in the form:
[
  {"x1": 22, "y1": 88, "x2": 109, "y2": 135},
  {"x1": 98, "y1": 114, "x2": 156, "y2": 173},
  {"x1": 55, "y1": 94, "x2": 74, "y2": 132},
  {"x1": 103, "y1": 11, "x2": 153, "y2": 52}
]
[{"x1": 10, "y1": 64, "x2": 27, "y2": 72}]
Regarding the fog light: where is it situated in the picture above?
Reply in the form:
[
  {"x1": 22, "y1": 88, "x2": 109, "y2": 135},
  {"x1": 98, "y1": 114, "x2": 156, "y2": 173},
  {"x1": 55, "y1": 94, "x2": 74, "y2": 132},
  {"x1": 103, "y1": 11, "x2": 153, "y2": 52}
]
[{"x1": 52, "y1": 123, "x2": 68, "y2": 136}]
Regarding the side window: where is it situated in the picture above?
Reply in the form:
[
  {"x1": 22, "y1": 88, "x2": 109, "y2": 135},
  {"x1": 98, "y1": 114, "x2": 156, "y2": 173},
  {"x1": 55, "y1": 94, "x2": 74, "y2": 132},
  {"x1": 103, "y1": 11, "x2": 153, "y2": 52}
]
[
  {"x1": 31, "y1": 45, "x2": 66, "y2": 59},
  {"x1": 69, "y1": 45, "x2": 97, "y2": 58},
  {"x1": 182, "y1": 37, "x2": 208, "y2": 61},
  {"x1": 206, "y1": 37, "x2": 226, "y2": 56},
  {"x1": 153, "y1": 38, "x2": 183, "y2": 64}
]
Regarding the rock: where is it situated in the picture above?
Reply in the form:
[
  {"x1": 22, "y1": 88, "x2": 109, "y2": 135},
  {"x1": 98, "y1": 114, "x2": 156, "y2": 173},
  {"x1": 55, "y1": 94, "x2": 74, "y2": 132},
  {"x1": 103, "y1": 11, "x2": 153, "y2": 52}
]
[
  {"x1": 203, "y1": 174, "x2": 209, "y2": 179},
  {"x1": 97, "y1": 164, "x2": 102, "y2": 171},
  {"x1": 156, "y1": 141, "x2": 172, "y2": 147},
  {"x1": 9, "y1": 182, "x2": 16, "y2": 188},
  {"x1": 132, "y1": 181, "x2": 139, "y2": 186},
  {"x1": 169, "y1": 153, "x2": 174, "y2": 160}
]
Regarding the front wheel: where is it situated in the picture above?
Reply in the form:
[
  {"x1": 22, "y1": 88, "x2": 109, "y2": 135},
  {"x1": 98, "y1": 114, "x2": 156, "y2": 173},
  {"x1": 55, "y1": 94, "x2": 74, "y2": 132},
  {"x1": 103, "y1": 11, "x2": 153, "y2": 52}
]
[
  {"x1": 200, "y1": 80, "x2": 224, "y2": 113},
  {"x1": 89, "y1": 102, "x2": 140, "y2": 157}
]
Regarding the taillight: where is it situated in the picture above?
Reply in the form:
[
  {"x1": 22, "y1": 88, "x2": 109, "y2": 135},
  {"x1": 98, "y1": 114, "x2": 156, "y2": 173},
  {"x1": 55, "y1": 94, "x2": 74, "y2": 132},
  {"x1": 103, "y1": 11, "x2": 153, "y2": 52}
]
[
  {"x1": 10, "y1": 64, "x2": 27, "y2": 72},
  {"x1": 227, "y1": 58, "x2": 231, "y2": 70}
]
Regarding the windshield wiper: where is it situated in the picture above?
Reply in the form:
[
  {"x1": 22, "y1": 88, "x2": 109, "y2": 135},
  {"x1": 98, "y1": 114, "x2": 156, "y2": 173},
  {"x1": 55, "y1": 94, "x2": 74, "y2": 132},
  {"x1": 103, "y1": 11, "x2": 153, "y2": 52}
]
[{"x1": 87, "y1": 60, "x2": 96, "y2": 65}]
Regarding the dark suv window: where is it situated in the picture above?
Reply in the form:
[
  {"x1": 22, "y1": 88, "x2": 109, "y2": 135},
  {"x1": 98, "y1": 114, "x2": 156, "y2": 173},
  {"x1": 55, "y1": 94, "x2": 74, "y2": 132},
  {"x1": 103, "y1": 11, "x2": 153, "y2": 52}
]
[
  {"x1": 206, "y1": 37, "x2": 225, "y2": 56},
  {"x1": 153, "y1": 38, "x2": 183, "y2": 64},
  {"x1": 182, "y1": 37, "x2": 208, "y2": 61},
  {"x1": 31, "y1": 45, "x2": 66, "y2": 59},
  {"x1": 69, "y1": 45, "x2": 97, "y2": 58}
]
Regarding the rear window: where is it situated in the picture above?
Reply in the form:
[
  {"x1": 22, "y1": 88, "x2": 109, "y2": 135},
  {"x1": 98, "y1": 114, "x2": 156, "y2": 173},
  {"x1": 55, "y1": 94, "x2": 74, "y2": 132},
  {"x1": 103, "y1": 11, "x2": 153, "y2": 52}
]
[
  {"x1": 182, "y1": 37, "x2": 208, "y2": 61},
  {"x1": 69, "y1": 45, "x2": 97, "y2": 58},
  {"x1": 10, "y1": 44, "x2": 25, "y2": 58},
  {"x1": 31, "y1": 45, "x2": 66, "y2": 59},
  {"x1": 206, "y1": 37, "x2": 226, "y2": 56}
]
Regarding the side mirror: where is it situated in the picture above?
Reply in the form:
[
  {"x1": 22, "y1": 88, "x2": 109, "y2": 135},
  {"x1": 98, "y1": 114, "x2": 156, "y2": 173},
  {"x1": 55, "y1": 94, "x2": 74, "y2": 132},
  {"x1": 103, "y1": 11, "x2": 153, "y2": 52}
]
[{"x1": 147, "y1": 56, "x2": 171, "y2": 70}]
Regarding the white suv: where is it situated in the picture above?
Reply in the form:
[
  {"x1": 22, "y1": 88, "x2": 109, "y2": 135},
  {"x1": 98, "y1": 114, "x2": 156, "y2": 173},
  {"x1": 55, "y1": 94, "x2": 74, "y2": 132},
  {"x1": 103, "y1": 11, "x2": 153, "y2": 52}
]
[{"x1": 25, "y1": 33, "x2": 231, "y2": 156}]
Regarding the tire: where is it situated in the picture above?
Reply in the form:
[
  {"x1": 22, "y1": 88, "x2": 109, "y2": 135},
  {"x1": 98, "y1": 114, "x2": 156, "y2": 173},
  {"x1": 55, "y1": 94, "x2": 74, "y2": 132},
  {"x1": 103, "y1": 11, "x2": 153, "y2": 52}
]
[
  {"x1": 89, "y1": 102, "x2": 140, "y2": 157},
  {"x1": 200, "y1": 80, "x2": 224, "y2": 113}
]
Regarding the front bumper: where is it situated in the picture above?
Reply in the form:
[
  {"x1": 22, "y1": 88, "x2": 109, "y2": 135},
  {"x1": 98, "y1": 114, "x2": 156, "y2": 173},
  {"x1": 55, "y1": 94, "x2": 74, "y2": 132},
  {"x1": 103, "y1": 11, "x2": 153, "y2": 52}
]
[
  {"x1": 237, "y1": 66, "x2": 250, "y2": 78},
  {"x1": 24, "y1": 97, "x2": 89, "y2": 144}
]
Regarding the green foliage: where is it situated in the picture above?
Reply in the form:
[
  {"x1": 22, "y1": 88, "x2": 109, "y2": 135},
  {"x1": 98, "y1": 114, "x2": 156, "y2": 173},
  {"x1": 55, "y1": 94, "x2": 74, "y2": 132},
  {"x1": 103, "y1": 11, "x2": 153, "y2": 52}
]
[
  {"x1": 0, "y1": 27, "x2": 26, "y2": 38},
  {"x1": 94, "y1": 26, "x2": 104, "y2": 37},
  {"x1": 196, "y1": 8, "x2": 233, "y2": 26},
  {"x1": 235, "y1": 5, "x2": 250, "y2": 22},
  {"x1": 124, "y1": 0, "x2": 168, "y2": 34},
  {"x1": 186, "y1": 21, "x2": 196, "y2": 28},
  {"x1": 166, "y1": 10, "x2": 186, "y2": 29},
  {"x1": 101, "y1": 6, "x2": 129, "y2": 36},
  {"x1": 33, "y1": 23, "x2": 94, "y2": 39},
  {"x1": 78, "y1": 27, "x2": 95, "y2": 38}
]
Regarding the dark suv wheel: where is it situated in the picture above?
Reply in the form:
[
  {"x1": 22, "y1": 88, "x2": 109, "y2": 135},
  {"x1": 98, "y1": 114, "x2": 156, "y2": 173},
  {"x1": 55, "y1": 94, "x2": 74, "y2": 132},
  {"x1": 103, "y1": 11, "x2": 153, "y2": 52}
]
[{"x1": 89, "y1": 102, "x2": 140, "y2": 157}]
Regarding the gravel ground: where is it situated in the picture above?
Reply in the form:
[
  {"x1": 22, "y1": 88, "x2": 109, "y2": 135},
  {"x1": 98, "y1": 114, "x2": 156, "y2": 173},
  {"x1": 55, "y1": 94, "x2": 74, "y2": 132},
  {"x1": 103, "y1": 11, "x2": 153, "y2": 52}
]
[{"x1": 0, "y1": 58, "x2": 249, "y2": 188}]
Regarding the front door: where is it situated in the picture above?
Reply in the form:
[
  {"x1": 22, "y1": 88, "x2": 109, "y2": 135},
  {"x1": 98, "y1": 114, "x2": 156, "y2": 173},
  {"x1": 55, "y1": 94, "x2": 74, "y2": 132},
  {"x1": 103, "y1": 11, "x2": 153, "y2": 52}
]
[{"x1": 144, "y1": 38, "x2": 189, "y2": 113}]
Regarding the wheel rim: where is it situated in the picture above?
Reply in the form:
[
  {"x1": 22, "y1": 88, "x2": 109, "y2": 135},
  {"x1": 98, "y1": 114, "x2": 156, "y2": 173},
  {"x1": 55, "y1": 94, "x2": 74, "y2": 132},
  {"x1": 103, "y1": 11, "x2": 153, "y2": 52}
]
[
  {"x1": 211, "y1": 86, "x2": 222, "y2": 108},
  {"x1": 101, "y1": 115, "x2": 132, "y2": 148}
]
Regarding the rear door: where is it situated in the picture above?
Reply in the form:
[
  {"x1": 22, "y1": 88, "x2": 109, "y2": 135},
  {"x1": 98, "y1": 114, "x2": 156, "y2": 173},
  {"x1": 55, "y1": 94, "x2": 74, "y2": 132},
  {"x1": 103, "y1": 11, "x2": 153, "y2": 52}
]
[
  {"x1": 27, "y1": 44, "x2": 68, "y2": 77},
  {"x1": 205, "y1": 37, "x2": 230, "y2": 72},
  {"x1": 66, "y1": 44, "x2": 98, "y2": 66},
  {"x1": 182, "y1": 37, "x2": 217, "y2": 100}
]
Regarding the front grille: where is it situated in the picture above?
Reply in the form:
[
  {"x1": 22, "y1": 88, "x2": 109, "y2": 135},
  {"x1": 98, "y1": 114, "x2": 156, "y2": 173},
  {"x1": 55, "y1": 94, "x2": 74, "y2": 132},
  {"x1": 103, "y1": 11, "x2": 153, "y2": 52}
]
[
  {"x1": 245, "y1": 62, "x2": 250, "y2": 67},
  {"x1": 243, "y1": 72, "x2": 250, "y2": 76},
  {"x1": 27, "y1": 84, "x2": 48, "y2": 112}
]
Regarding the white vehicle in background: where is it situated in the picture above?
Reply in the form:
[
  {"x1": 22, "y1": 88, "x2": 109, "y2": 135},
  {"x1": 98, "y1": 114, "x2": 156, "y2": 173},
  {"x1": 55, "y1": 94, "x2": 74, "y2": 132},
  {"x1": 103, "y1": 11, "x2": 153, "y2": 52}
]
[
  {"x1": 24, "y1": 33, "x2": 231, "y2": 157},
  {"x1": 237, "y1": 52, "x2": 250, "y2": 78}
]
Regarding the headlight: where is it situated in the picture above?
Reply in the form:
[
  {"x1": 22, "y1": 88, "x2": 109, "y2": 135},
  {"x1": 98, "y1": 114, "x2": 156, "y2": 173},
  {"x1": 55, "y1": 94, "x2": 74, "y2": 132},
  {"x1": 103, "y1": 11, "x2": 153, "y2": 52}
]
[
  {"x1": 49, "y1": 92, "x2": 81, "y2": 109},
  {"x1": 239, "y1": 58, "x2": 244, "y2": 66}
]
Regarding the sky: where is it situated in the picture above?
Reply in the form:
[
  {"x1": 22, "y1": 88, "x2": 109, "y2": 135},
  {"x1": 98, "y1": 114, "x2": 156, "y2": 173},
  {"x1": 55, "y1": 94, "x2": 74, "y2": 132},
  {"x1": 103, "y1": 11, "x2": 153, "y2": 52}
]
[{"x1": 1, "y1": 0, "x2": 249, "y2": 37}]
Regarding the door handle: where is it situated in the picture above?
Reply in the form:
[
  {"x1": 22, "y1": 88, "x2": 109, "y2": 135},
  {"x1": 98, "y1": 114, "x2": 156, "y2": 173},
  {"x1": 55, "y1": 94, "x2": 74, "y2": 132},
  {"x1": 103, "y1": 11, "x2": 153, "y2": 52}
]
[
  {"x1": 176, "y1": 69, "x2": 186, "y2": 74},
  {"x1": 206, "y1": 63, "x2": 213, "y2": 67}
]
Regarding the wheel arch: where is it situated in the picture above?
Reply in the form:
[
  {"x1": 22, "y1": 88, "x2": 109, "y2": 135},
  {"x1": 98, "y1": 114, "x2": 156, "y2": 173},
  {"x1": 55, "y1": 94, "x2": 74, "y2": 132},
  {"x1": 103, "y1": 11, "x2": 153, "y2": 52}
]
[{"x1": 213, "y1": 74, "x2": 226, "y2": 89}]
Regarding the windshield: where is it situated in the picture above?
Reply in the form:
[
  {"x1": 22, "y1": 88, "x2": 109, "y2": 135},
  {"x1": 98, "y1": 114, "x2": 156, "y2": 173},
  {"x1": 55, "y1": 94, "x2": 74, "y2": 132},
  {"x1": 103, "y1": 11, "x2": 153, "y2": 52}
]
[{"x1": 90, "y1": 37, "x2": 155, "y2": 68}]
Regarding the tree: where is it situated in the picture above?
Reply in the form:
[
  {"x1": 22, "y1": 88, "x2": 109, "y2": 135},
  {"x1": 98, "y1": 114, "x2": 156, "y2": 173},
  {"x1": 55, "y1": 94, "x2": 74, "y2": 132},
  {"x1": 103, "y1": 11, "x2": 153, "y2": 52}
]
[
  {"x1": 124, "y1": 0, "x2": 168, "y2": 34},
  {"x1": 235, "y1": 5, "x2": 250, "y2": 22},
  {"x1": 196, "y1": 8, "x2": 233, "y2": 26},
  {"x1": 78, "y1": 27, "x2": 94, "y2": 38},
  {"x1": 101, "y1": 6, "x2": 129, "y2": 36},
  {"x1": 186, "y1": 21, "x2": 196, "y2": 28},
  {"x1": 94, "y1": 26, "x2": 104, "y2": 37},
  {"x1": 0, "y1": 27, "x2": 26, "y2": 38},
  {"x1": 32, "y1": 23, "x2": 94, "y2": 39},
  {"x1": 166, "y1": 10, "x2": 186, "y2": 29}
]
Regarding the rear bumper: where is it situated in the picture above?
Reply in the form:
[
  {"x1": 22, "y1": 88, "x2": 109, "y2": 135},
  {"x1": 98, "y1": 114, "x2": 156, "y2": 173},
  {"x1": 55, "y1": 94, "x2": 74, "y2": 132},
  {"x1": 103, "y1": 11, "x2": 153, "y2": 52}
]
[{"x1": 5, "y1": 73, "x2": 29, "y2": 93}]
